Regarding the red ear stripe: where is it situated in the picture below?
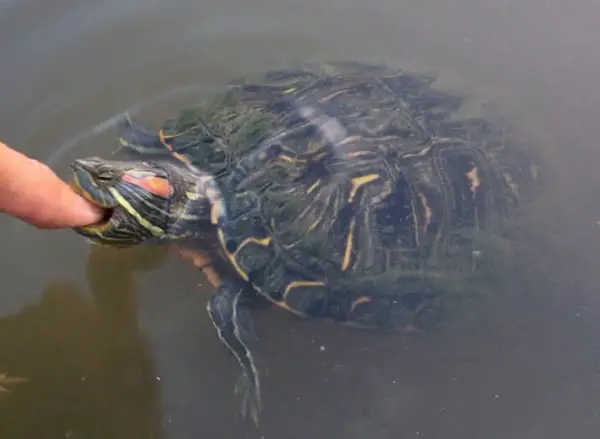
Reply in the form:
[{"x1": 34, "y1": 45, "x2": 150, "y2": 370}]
[{"x1": 122, "y1": 175, "x2": 174, "y2": 197}]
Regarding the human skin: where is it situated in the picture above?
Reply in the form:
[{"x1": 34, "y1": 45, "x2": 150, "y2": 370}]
[{"x1": 0, "y1": 141, "x2": 104, "y2": 229}]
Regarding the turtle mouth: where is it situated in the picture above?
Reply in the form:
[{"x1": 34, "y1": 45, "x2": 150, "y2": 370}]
[
  {"x1": 84, "y1": 207, "x2": 116, "y2": 232},
  {"x1": 69, "y1": 181, "x2": 117, "y2": 232}
]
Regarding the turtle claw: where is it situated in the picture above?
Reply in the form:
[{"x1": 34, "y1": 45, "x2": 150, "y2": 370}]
[{"x1": 235, "y1": 372, "x2": 262, "y2": 426}]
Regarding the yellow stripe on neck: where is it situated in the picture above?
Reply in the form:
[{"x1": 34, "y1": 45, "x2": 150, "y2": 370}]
[{"x1": 108, "y1": 187, "x2": 165, "y2": 236}]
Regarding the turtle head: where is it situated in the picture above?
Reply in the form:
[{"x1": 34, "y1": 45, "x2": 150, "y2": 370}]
[{"x1": 70, "y1": 157, "x2": 225, "y2": 247}]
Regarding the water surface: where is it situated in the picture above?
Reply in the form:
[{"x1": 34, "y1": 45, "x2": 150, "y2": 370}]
[{"x1": 1, "y1": 1, "x2": 600, "y2": 438}]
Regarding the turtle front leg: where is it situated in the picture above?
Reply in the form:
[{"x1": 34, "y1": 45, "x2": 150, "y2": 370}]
[{"x1": 206, "y1": 279, "x2": 262, "y2": 426}]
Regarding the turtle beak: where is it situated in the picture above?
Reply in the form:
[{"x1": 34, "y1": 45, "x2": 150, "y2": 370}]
[
  {"x1": 70, "y1": 158, "x2": 100, "y2": 181},
  {"x1": 71, "y1": 157, "x2": 104, "y2": 174}
]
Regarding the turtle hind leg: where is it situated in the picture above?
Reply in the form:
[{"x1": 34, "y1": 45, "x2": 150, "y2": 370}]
[
  {"x1": 207, "y1": 278, "x2": 263, "y2": 426},
  {"x1": 116, "y1": 114, "x2": 168, "y2": 156}
]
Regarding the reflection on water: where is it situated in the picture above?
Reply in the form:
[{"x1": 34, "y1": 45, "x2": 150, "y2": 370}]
[
  {"x1": 0, "y1": 246, "x2": 168, "y2": 438},
  {"x1": 0, "y1": 373, "x2": 28, "y2": 393}
]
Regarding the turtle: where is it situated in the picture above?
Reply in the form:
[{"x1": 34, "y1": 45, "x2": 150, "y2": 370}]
[{"x1": 69, "y1": 61, "x2": 539, "y2": 425}]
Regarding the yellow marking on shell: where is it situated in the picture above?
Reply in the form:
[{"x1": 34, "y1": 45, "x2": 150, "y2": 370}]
[
  {"x1": 307, "y1": 179, "x2": 321, "y2": 194},
  {"x1": 466, "y1": 167, "x2": 481, "y2": 193},
  {"x1": 236, "y1": 236, "x2": 272, "y2": 251},
  {"x1": 418, "y1": 192, "x2": 432, "y2": 233},
  {"x1": 218, "y1": 230, "x2": 248, "y2": 281},
  {"x1": 371, "y1": 135, "x2": 403, "y2": 142},
  {"x1": 342, "y1": 218, "x2": 357, "y2": 272},
  {"x1": 283, "y1": 280, "x2": 326, "y2": 300},
  {"x1": 282, "y1": 87, "x2": 296, "y2": 94},
  {"x1": 270, "y1": 299, "x2": 307, "y2": 317},
  {"x1": 108, "y1": 187, "x2": 164, "y2": 236},
  {"x1": 318, "y1": 89, "x2": 348, "y2": 103},
  {"x1": 303, "y1": 218, "x2": 321, "y2": 236},
  {"x1": 348, "y1": 151, "x2": 372, "y2": 158},
  {"x1": 279, "y1": 155, "x2": 296, "y2": 163},
  {"x1": 277, "y1": 188, "x2": 334, "y2": 248},
  {"x1": 159, "y1": 124, "x2": 203, "y2": 140},
  {"x1": 349, "y1": 174, "x2": 379, "y2": 202},
  {"x1": 307, "y1": 140, "x2": 322, "y2": 152},
  {"x1": 218, "y1": 230, "x2": 272, "y2": 282},
  {"x1": 339, "y1": 135, "x2": 362, "y2": 145},
  {"x1": 306, "y1": 195, "x2": 333, "y2": 233},
  {"x1": 349, "y1": 296, "x2": 372, "y2": 313},
  {"x1": 276, "y1": 207, "x2": 321, "y2": 250},
  {"x1": 402, "y1": 146, "x2": 432, "y2": 159}
]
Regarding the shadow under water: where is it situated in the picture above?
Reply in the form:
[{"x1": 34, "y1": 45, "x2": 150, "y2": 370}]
[{"x1": 0, "y1": 245, "x2": 169, "y2": 439}]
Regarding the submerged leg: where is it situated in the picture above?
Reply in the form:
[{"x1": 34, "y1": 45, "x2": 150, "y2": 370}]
[
  {"x1": 116, "y1": 114, "x2": 167, "y2": 155},
  {"x1": 206, "y1": 279, "x2": 262, "y2": 425}
]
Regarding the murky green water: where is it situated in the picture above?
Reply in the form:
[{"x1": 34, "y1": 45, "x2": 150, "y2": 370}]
[{"x1": 2, "y1": 1, "x2": 600, "y2": 438}]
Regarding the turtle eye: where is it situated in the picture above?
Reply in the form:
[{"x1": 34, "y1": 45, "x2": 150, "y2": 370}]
[{"x1": 96, "y1": 171, "x2": 116, "y2": 184}]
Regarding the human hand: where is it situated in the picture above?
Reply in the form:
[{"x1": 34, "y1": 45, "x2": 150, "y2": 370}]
[{"x1": 0, "y1": 141, "x2": 104, "y2": 229}]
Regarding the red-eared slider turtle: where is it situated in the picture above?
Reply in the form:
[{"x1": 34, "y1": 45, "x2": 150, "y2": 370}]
[{"x1": 69, "y1": 61, "x2": 539, "y2": 425}]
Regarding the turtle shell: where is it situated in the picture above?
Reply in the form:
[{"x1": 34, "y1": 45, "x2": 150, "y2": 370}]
[{"x1": 122, "y1": 61, "x2": 539, "y2": 329}]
